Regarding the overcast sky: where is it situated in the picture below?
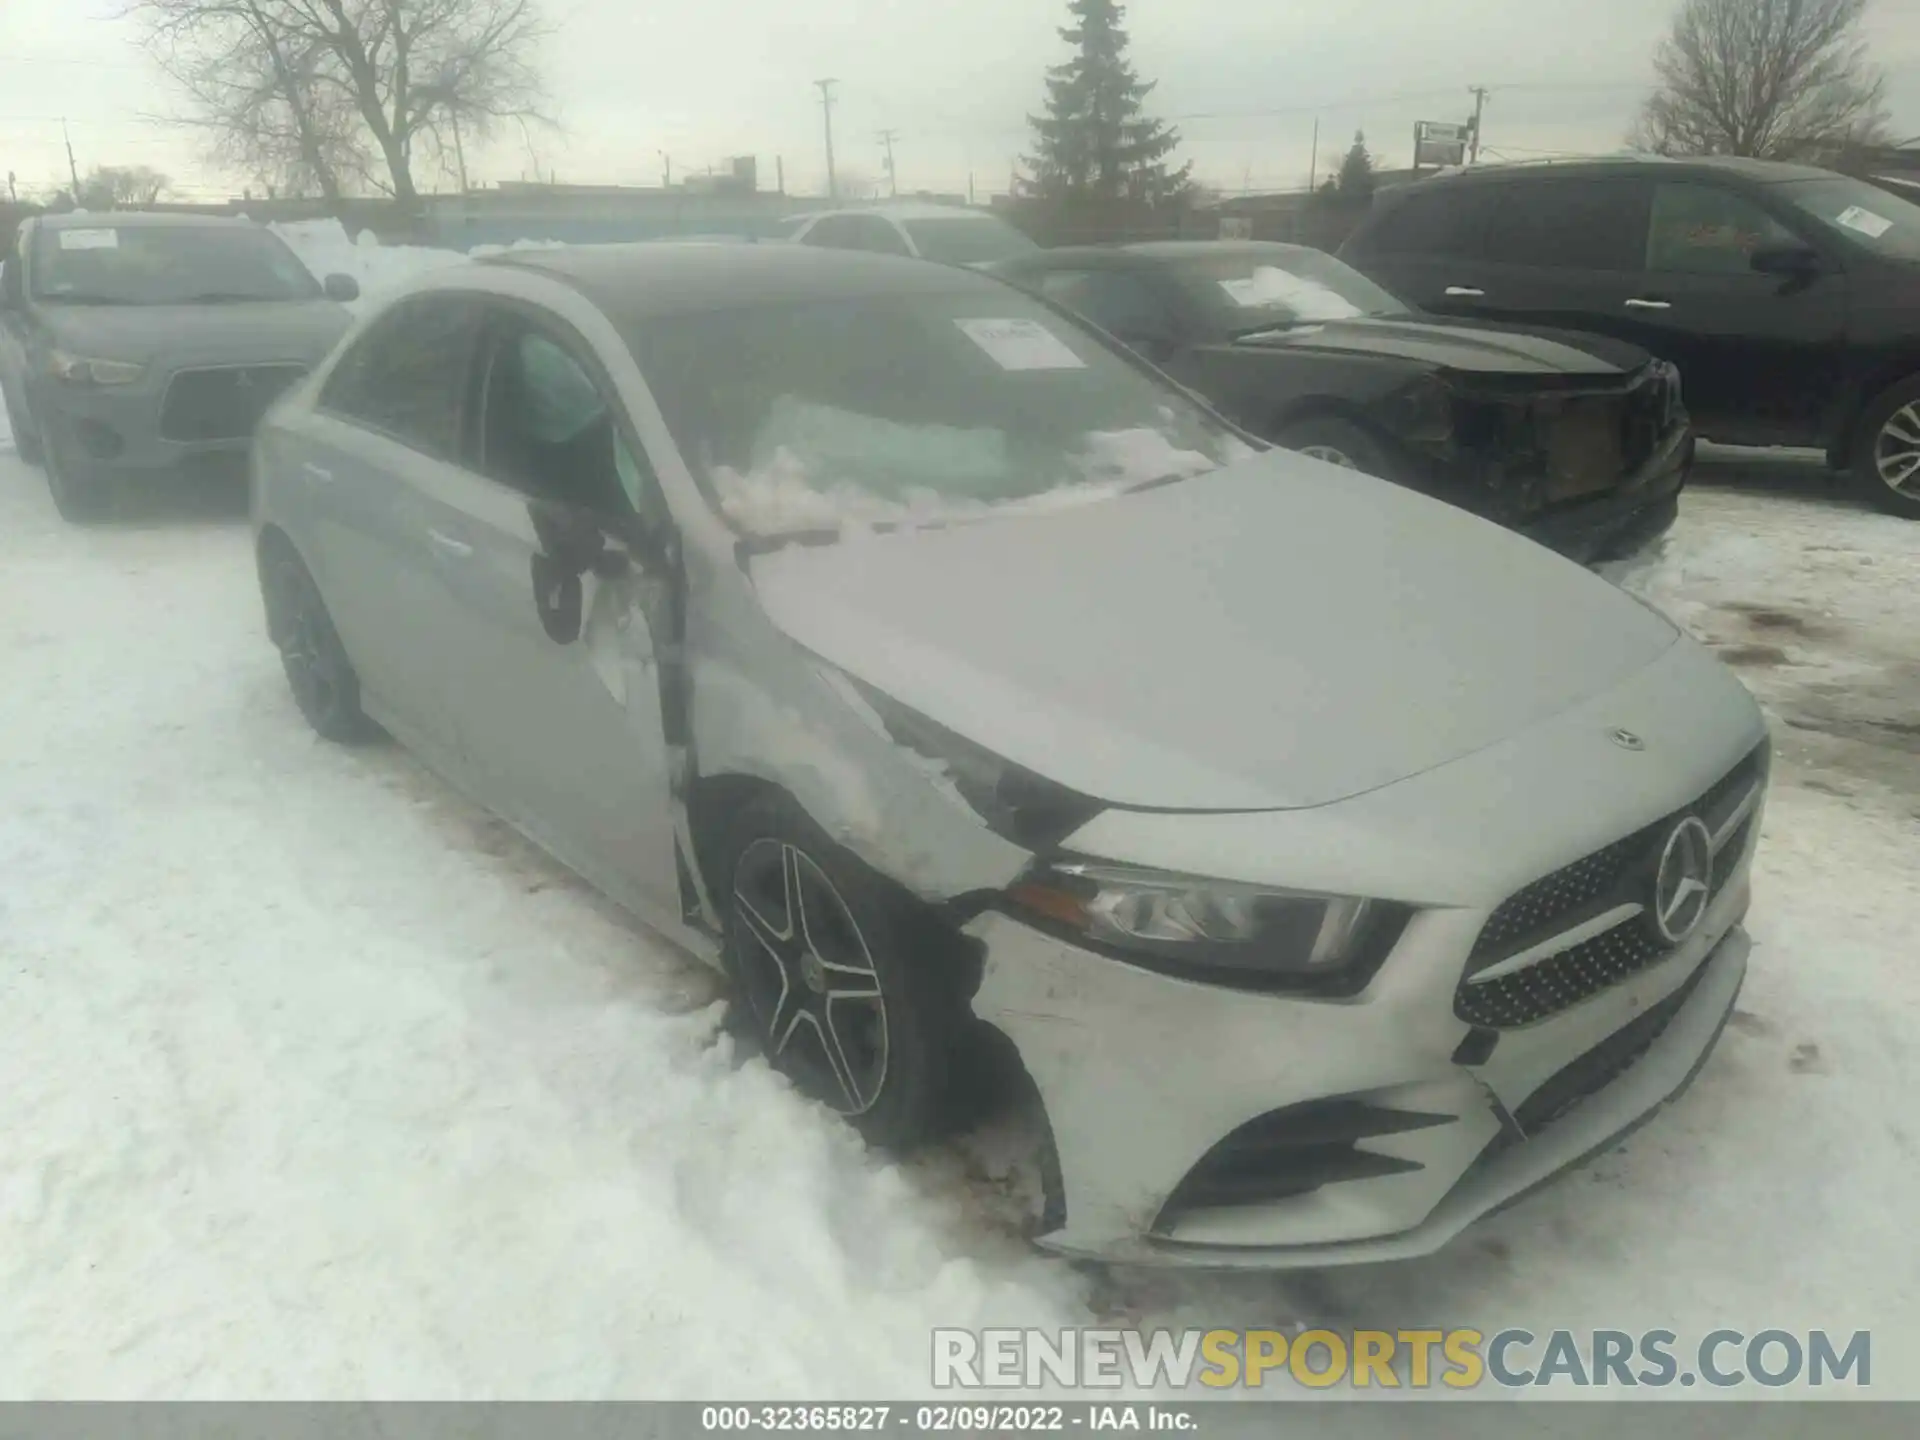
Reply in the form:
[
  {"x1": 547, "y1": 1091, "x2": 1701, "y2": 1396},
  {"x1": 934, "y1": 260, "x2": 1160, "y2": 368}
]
[{"x1": 4, "y1": 0, "x2": 1919, "y2": 204}]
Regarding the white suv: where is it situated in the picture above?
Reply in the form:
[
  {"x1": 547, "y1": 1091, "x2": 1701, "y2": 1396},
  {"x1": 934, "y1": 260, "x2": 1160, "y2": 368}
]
[{"x1": 781, "y1": 203, "x2": 1039, "y2": 267}]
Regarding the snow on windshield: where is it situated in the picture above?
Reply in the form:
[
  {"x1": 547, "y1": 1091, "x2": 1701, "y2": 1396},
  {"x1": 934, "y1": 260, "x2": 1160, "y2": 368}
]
[
  {"x1": 1218, "y1": 266, "x2": 1364, "y2": 321},
  {"x1": 708, "y1": 398, "x2": 1222, "y2": 538}
]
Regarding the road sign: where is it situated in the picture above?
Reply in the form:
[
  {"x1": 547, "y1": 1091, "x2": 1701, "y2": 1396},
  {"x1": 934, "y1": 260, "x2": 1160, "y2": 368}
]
[{"x1": 1415, "y1": 120, "x2": 1469, "y2": 168}]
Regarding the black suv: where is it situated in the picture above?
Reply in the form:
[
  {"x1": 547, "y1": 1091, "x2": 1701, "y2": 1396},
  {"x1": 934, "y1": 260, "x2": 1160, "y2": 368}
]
[{"x1": 1342, "y1": 156, "x2": 1920, "y2": 518}]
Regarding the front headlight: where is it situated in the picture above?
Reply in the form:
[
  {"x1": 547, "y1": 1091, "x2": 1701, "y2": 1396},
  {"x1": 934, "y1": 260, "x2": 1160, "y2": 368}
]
[
  {"x1": 1008, "y1": 860, "x2": 1410, "y2": 993},
  {"x1": 49, "y1": 351, "x2": 143, "y2": 386}
]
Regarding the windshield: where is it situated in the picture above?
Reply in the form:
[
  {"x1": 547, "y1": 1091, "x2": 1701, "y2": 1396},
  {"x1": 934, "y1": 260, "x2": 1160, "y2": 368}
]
[
  {"x1": 624, "y1": 288, "x2": 1255, "y2": 541},
  {"x1": 1169, "y1": 246, "x2": 1410, "y2": 332},
  {"x1": 1775, "y1": 177, "x2": 1920, "y2": 263},
  {"x1": 30, "y1": 223, "x2": 324, "y2": 305},
  {"x1": 900, "y1": 217, "x2": 1040, "y2": 266}
]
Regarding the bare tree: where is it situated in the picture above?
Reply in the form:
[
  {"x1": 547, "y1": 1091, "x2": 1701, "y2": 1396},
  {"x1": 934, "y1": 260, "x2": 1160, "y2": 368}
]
[
  {"x1": 1633, "y1": 0, "x2": 1890, "y2": 161},
  {"x1": 132, "y1": 0, "x2": 553, "y2": 209},
  {"x1": 71, "y1": 165, "x2": 173, "y2": 207}
]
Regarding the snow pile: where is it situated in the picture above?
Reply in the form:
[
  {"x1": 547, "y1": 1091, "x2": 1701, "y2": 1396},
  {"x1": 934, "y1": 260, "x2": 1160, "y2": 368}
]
[
  {"x1": 709, "y1": 399, "x2": 1225, "y2": 538},
  {"x1": 1218, "y1": 266, "x2": 1363, "y2": 321},
  {"x1": 268, "y1": 217, "x2": 468, "y2": 309}
]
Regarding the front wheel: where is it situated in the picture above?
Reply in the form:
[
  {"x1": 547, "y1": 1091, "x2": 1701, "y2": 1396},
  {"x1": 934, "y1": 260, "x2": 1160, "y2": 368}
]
[
  {"x1": 1852, "y1": 377, "x2": 1920, "y2": 519},
  {"x1": 1277, "y1": 415, "x2": 1397, "y2": 481},
  {"x1": 718, "y1": 796, "x2": 963, "y2": 1150},
  {"x1": 39, "y1": 408, "x2": 110, "y2": 522}
]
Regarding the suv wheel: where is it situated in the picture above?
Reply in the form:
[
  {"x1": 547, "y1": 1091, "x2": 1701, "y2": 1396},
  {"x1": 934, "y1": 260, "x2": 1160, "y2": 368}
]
[{"x1": 1853, "y1": 377, "x2": 1920, "y2": 519}]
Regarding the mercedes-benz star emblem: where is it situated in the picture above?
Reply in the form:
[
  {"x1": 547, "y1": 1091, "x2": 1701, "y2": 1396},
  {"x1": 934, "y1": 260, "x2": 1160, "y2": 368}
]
[
  {"x1": 1609, "y1": 727, "x2": 1646, "y2": 751},
  {"x1": 1652, "y1": 816, "x2": 1714, "y2": 945}
]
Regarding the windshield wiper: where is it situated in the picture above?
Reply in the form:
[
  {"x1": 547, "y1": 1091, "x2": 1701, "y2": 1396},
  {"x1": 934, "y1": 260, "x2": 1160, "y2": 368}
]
[
  {"x1": 36, "y1": 293, "x2": 130, "y2": 306},
  {"x1": 182, "y1": 291, "x2": 273, "y2": 304}
]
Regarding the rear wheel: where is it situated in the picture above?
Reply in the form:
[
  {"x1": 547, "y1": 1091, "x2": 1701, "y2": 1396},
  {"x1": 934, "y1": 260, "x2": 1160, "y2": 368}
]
[
  {"x1": 1277, "y1": 415, "x2": 1397, "y2": 481},
  {"x1": 1851, "y1": 377, "x2": 1920, "y2": 519},
  {"x1": 262, "y1": 544, "x2": 376, "y2": 743},
  {"x1": 717, "y1": 794, "x2": 964, "y2": 1150}
]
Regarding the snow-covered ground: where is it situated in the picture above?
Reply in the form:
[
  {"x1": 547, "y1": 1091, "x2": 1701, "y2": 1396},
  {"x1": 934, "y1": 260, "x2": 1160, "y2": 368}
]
[{"x1": 1, "y1": 401, "x2": 1915, "y2": 1396}]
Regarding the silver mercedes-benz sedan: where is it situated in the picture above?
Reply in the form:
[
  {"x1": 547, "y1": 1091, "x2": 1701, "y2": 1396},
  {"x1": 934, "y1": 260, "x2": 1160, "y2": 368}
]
[{"x1": 249, "y1": 242, "x2": 1769, "y2": 1270}]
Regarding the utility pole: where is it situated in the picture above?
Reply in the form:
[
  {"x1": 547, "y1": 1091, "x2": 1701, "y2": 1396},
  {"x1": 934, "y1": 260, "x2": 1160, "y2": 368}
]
[
  {"x1": 878, "y1": 129, "x2": 898, "y2": 198},
  {"x1": 1467, "y1": 86, "x2": 1491, "y2": 165},
  {"x1": 1308, "y1": 116, "x2": 1320, "y2": 191},
  {"x1": 659, "y1": 151, "x2": 672, "y2": 188},
  {"x1": 776, "y1": 155, "x2": 786, "y2": 195},
  {"x1": 814, "y1": 79, "x2": 839, "y2": 200},
  {"x1": 62, "y1": 119, "x2": 82, "y2": 204}
]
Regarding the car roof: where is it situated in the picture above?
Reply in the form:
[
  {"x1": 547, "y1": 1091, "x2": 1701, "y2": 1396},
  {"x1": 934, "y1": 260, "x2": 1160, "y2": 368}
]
[
  {"x1": 1417, "y1": 154, "x2": 1840, "y2": 190},
  {"x1": 806, "y1": 203, "x2": 1007, "y2": 222},
  {"x1": 480, "y1": 240, "x2": 1005, "y2": 319},
  {"x1": 1000, "y1": 239, "x2": 1322, "y2": 267},
  {"x1": 34, "y1": 209, "x2": 265, "y2": 230}
]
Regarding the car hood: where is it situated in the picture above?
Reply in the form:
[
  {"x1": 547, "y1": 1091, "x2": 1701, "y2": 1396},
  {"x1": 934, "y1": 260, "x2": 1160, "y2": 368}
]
[
  {"x1": 1234, "y1": 314, "x2": 1649, "y2": 376},
  {"x1": 749, "y1": 452, "x2": 1682, "y2": 812},
  {"x1": 39, "y1": 300, "x2": 352, "y2": 367}
]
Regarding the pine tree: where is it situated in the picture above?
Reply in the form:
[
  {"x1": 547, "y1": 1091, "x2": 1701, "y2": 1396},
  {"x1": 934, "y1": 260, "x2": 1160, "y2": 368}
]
[
  {"x1": 1023, "y1": 0, "x2": 1192, "y2": 204},
  {"x1": 1337, "y1": 131, "x2": 1376, "y2": 199}
]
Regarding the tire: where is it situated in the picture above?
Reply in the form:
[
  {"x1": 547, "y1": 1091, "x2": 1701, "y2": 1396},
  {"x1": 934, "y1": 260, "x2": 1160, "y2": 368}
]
[
  {"x1": 1277, "y1": 415, "x2": 1398, "y2": 480},
  {"x1": 261, "y1": 543, "x2": 376, "y2": 743},
  {"x1": 716, "y1": 794, "x2": 965, "y2": 1150},
  {"x1": 1851, "y1": 376, "x2": 1920, "y2": 519},
  {"x1": 2, "y1": 383, "x2": 42, "y2": 465},
  {"x1": 38, "y1": 407, "x2": 111, "y2": 522}
]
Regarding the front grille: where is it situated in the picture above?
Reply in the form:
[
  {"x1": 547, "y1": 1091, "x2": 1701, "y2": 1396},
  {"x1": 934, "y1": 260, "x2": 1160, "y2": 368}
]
[
  {"x1": 160, "y1": 364, "x2": 307, "y2": 442},
  {"x1": 1153, "y1": 1100, "x2": 1452, "y2": 1229},
  {"x1": 1533, "y1": 364, "x2": 1680, "y2": 503},
  {"x1": 1456, "y1": 744, "x2": 1765, "y2": 1029}
]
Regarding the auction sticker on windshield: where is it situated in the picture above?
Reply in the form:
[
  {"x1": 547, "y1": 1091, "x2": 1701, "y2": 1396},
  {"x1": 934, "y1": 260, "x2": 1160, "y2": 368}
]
[
  {"x1": 1835, "y1": 205, "x2": 1893, "y2": 239},
  {"x1": 58, "y1": 229, "x2": 119, "y2": 250},
  {"x1": 955, "y1": 317, "x2": 1085, "y2": 371}
]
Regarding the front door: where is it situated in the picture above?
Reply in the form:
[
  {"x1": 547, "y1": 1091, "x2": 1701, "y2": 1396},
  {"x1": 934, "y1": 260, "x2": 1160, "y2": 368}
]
[
  {"x1": 1624, "y1": 181, "x2": 1850, "y2": 445},
  {"x1": 424, "y1": 308, "x2": 681, "y2": 919}
]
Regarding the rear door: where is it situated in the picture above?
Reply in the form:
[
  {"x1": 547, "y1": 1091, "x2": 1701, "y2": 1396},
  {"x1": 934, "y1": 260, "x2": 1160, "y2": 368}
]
[
  {"x1": 298, "y1": 294, "x2": 483, "y2": 751},
  {"x1": 1341, "y1": 181, "x2": 1505, "y2": 317},
  {"x1": 1624, "y1": 180, "x2": 1849, "y2": 444},
  {"x1": 421, "y1": 302, "x2": 682, "y2": 917},
  {"x1": 1463, "y1": 176, "x2": 1656, "y2": 341}
]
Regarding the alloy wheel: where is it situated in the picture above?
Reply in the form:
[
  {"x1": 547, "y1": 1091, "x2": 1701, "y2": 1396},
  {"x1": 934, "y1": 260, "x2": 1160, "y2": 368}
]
[
  {"x1": 1299, "y1": 444, "x2": 1360, "y2": 469},
  {"x1": 730, "y1": 838, "x2": 889, "y2": 1115},
  {"x1": 1874, "y1": 402, "x2": 1920, "y2": 498}
]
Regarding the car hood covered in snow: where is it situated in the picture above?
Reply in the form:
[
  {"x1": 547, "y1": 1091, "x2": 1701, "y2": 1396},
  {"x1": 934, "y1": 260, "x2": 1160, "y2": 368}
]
[{"x1": 748, "y1": 452, "x2": 1681, "y2": 813}]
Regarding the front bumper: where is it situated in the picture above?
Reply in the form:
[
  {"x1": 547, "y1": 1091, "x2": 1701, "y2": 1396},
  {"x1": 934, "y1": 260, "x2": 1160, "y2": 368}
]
[
  {"x1": 962, "y1": 638, "x2": 1765, "y2": 1270},
  {"x1": 27, "y1": 362, "x2": 305, "y2": 477},
  {"x1": 1519, "y1": 427, "x2": 1694, "y2": 566}
]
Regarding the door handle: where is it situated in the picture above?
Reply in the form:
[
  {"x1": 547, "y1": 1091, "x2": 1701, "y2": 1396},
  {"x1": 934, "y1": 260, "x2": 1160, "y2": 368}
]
[
  {"x1": 301, "y1": 461, "x2": 334, "y2": 484},
  {"x1": 426, "y1": 529, "x2": 474, "y2": 560},
  {"x1": 1444, "y1": 286, "x2": 1486, "y2": 298},
  {"x1": 1625, "y1": 298, "x2": 1673, "y2": 311}
]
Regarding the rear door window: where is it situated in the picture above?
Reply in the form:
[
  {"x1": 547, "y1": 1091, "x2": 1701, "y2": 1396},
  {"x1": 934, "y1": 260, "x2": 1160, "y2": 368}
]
[
  {"x1": 1354, "y1": 185, "x2": 1500, "y2": 259},
  {"x1": 1484, "y1": 178, "x2": 1653, "y2": 272},
  {"x1": 1647, "y1": 183, "x2": 1802, "y2": 274},
  {"x1": 318, "y1": 296, "x2": 480, "y2": 457}
]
